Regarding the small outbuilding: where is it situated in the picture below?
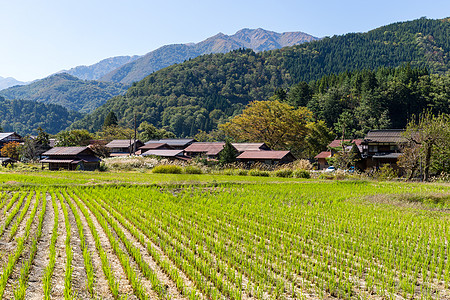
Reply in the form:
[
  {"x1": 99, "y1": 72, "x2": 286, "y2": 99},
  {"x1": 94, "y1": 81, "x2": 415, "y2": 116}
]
[
  {"x1": 40, "y1": 147, "x2": 101, "y2": 171},
  {"x1": 314, "y1": 151, "x2": 332, "y2": 170}
]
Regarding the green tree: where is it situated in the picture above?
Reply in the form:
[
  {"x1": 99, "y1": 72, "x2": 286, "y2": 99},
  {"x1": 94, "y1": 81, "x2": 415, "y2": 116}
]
[
  {"x1": 55, "y1": 129, "x2": 93, "y2": 147},
  {"x1": 219, "y1": 140, "x2": 238, "y2": 165},
  {"x1": 103, "y1": 111, "x2": 118, "y2": 128},
  {"x1": 137, "y1": 121, "x2": 176, "y2": 142}
]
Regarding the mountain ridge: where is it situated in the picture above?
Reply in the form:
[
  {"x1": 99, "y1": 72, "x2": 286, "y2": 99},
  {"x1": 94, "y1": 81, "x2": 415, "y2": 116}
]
[
  {"x1": 0, "y1": 73, "x2": 128, "y2": 114},
  {"x1": 99, "y1": 28, "x2": 319, "y2": 84}
]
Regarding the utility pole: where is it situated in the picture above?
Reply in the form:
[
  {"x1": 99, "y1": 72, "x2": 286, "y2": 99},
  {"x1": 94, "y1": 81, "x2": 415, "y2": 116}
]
[{"x1": 133, "y1": 112, "x2": 137, "y2": 155}]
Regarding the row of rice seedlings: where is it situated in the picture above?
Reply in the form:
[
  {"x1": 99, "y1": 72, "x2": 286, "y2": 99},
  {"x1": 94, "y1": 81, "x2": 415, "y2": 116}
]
[
  {"x1": 61, "y1": 190, "x2": 94, "y2": 297},
  {"x1": 0, "y1": 190, "x2": 42, "y2": 298},
  {"x1": 80, "y1": 190, "x2": 168, "y2": 298},
  {"x1": 43, "y1": 192, "x2": 59, "y2": 300},
  {"x1": 88, "y1": 188, "x2": 197, "y2": 298},
  {"x1": 0, "y1": 192, "x2": 27, "y2": 237},
  {"x1": 12, "y1": 191, "x2": 47, "y2": 299},
  {"x1": 128, "y1": 188, "x2": 293, "y2": 299},
  {"x1": 69, "y1": 190, "x2": 120, "y2": 299},
  {"x1": 0, "y1": 192, "x2": 13, "y2": 211},
  {"x1": 87, "y1": 188, "x2": 224, "y2": 300},
  {"x1": 82, "y1": 187, "x2": 208, "y2": 299},
  {"x1": 2, "y1": 192, "x2": 21, "y2": 214},
  {"x1": 74, "y1": 190, "x2": 155, "y2": 300},
  {"x1": 57, "y1": 192, "x2": 74, "y2": 299},
  {"x1": 9, "y1": 191, "x2": 34, "y2": 240}
]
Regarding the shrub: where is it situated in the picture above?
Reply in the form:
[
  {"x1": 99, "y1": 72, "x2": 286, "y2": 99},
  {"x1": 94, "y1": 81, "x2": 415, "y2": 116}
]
[
  {"x1": 184, "y1": 166, "x2": 202, "y2": 174},
  {"x1": 274, "y1": 169, "x2": 293, "y2": 178},
  {"x1": 236, "y1": 169, "x2": 248, "y2": 176},
  {"x1": 374, "y1": 164, "x2": 398, "y2": 180},
  {"x1": 293, "y1": 169, "x2": 310, "y2": 179},
  {"x1": 223, "y1": 169, "x2": 235, "y2": 175},
  {"x1": 249, "y1": 169, "x2": 270, "y2": 177},
  {"x1": 152, "y1": 165, "x2": 183, "y2": 174},
  {"x1": 292, "y1": 159, "x2": 313, "y2": 170}
]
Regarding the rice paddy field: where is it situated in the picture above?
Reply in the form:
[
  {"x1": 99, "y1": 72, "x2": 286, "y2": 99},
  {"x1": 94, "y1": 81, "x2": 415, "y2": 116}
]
[{"x1": 0, "y1": 170, "x2": 449, "y2": 299}]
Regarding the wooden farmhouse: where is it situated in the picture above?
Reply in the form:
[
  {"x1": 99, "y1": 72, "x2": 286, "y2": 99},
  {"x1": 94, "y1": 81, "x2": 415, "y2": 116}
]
[
  {"x1": 105, "y1": 139, "x2": 145, "y2": 156},
  {"x1": 361, "y1": 129, "x2": 406, "y2": 170},
  {"x1": 40, "y1": 147, "x2": 101, "y2": 171},
  {"x1": 0, "y1": 132, "x2": 23, "y2": 148},
  {"x1": 237, "y1": 150, "x2": 296, "y2": 165}
]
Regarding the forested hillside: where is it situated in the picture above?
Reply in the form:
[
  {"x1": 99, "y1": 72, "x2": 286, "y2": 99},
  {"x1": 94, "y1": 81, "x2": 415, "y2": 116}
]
[
  {"x1": 0, "y1": 96, "x2": 83, "y2": 135},
  {"x1": 0, "y1": 73, "x2": 128, "y2": 113},
  {"x1": 71, "y1": 17, "x2": 450, "y2": 136}
]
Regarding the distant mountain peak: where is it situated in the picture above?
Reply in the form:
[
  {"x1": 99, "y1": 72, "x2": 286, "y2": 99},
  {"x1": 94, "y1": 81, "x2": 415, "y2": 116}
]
[{"x1": 100, "y1": 28, "x2": 319, "y2": 84}]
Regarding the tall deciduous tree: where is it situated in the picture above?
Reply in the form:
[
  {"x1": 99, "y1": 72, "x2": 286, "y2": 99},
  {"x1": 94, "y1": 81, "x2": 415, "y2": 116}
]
[
  {"x1": 1, "y1": 141, "x2": 21, "y2": 160},
  {"x1": 220, "y1": 100, "x2": 312, "y2": 155},
  {"x1": 400, "y1": 112, "x2": 450, "y2": 181},
  {"x1": 55, "y1": 129, "x2": 93, "y2": 147}
]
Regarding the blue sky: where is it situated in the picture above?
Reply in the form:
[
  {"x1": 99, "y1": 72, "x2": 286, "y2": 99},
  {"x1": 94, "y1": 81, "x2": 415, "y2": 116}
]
[{"x1": 1, "y1": 0, "x2": 449, "y2": 81}]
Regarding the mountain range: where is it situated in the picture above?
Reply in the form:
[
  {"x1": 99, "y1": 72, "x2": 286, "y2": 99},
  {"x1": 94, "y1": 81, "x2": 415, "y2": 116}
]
[
  {"x1": 99, "y1": 28, "x2": 319, "y2": 84},
  {"x1": 0, "y1": 73, "x2": 128, "y2": 114},
  {"x1": 60, "y1": 55, "x2": 141, "y2": 81},
  {"x1": 0, "y1": 76, "x2": 27, "y2": 90},
  {"x1": 70, "y1": 17, "x2": 450, "y2": 137}
]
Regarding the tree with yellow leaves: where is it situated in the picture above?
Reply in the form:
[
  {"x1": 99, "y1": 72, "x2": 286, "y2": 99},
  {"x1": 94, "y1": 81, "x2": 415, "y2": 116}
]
[{"x1": 220, "y1": 100, "x2": 332, "y2": 157}]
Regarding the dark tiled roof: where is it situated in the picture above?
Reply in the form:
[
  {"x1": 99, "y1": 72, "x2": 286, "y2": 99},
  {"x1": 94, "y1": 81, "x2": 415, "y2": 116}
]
[
  {"x1": 43, "y1": 147, "x2": 89, "y2": 156},
  {"x1": 237, "y1": 150, "x2": 293, "y2": 160},
  {"x1": 158, "y1": 139, "x2": 196, "y2": 146},
  {"x1": 364, "y1": 130, "x2": 406, "y2": 143}
]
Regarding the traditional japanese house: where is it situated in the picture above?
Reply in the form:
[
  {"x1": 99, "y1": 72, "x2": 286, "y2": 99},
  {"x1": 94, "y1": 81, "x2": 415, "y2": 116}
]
[{"x1": 40, "y1": 147, "x2": 101, "y2": 171}]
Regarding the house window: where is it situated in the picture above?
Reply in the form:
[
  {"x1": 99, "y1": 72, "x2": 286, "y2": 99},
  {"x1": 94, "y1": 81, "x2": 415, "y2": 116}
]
[{"x1": 368, "y1": 145, "x2": 378, "y2": 153}]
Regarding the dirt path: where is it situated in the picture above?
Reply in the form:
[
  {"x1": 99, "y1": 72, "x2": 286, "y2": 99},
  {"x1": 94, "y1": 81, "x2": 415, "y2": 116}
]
[
  {"x1": 25, "y1": 193, "x2": 53, "y2": 300},
  {"x1": 67, "y1": 195, "x2": 114, "y2": 300}
]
